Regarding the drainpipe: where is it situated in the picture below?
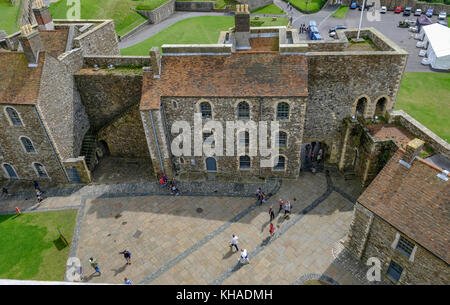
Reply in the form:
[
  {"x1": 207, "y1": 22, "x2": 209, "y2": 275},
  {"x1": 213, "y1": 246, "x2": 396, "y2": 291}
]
[
  {"x1": 33, "y1": 106, "x2": 69, "y2": 183},
  {"x1": 149, "y1": 110, "x2": 165, "y2": 174},
  {"x1": 259, "y1": 98, "x2": 263, "y2": 177}
]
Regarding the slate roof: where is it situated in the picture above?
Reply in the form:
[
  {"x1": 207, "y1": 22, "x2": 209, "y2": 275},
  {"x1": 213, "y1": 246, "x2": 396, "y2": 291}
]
[
  {"x1": 358, "y1": 150, "x2": 450, "y2": 264},
  {"x1": 0, "y1": 52, "x2": 45, "y2": 105},
  {"x1": 140, "y1": 52, "x2": 308, "y2": 110}
]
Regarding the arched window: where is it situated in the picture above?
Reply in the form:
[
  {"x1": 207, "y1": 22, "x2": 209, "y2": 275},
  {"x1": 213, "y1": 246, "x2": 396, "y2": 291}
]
[
  {"x1": 237, "y1": 101, "x2": 250, "y2": 119},
  {"x1": 200, "y1": 102, "x2": 212, "y2": 119},
  {"x1": 238, "y1": 131, "x2": 249, "y2": 146},
  {"x1": 206, "y1": 157, "x2": 217, "y2": 172},
  {"x1": 2, "y1": 163, "x2": 18, "y2": 179},
  {"x1": 239, "y1": 155, "x2": 251, "y2": 169},
  {"x1": 277, "y1": 131, "x2": 287, "y2": 147},
  {"x1": 20, "y1": 136, "x2": 35, "y2": 153},
  {"x1": 33, "y1": 163, "x2": 48, "y2": 178},
  {"x1": 276, "y1": 102, "x2": 289, "y2": 120},
  {"x1": 274, "y1": 156, "x2": 286, "y2": 170},
  {"x1": 5, "y1": 107, "x2": 23, "y2": 126},
  {"x1": 375, "y1": 97, "x2": 387, "y2": 117},
  {"x1": 355, "y1": 97, "x2": 367, "y2": 117}
]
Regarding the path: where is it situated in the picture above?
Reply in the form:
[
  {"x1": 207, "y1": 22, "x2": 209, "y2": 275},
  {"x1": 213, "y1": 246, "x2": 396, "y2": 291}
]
[{"x1": 119, "y1": 12, "x2": 231, "y2": 49}]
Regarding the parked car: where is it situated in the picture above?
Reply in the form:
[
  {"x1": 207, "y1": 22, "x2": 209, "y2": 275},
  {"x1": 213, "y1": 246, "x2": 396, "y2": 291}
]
[
  {"x1": 310, "y1": 32, "x2": 323, "y2": 40},
  {"x1": 350, "y1": 2, "x2": 357, "y2": 9},
  {"x1": 438, "y1": 20, "x2": 448, "y2": 26},
  {"x1": 414, "y1": 9, "x2": 422, "y2": 16},
  {"x1": 394, "y1": 6, "x2": 402, "y2": 13},
  {"x1": 438, "y1": 11, "x2": 447, "y2": 20},
  {"x1": 380, "y1": 6, "x2": 387, "y2": 14},
  {"x1": 403, "y1": 7, "x2": 412, "y2": 16},
  {"x1": 426, "y1": 8, "x2": 434, "y2": 17},
  {"x1": 309, "y1": 20, "x2": 317, "y2": 28},
  {"x1": 328, "y1": 25, "x2": 347, "y2": 33}
]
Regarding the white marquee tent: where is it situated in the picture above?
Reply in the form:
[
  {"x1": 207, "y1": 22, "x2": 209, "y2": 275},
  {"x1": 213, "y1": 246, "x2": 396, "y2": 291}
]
[{"x1": 422, "y1": 23, "x2": 450, "y2": 70}]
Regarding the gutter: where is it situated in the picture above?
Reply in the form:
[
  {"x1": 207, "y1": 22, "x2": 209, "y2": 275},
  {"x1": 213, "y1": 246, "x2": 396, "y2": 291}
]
[{"x1": 149, "y1": 110, "x2": 165, "y2": 174}]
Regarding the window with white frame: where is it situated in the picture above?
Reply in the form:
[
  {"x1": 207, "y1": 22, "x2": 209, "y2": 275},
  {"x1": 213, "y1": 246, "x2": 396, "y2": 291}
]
[
  {"x1": 237, "y1": 101, "x2": 250, "y2": 119},
  {"x1": 200, "y1": 102, "x2": 212, "y2": 119},
  {"x1": 3, "y1": 163, "x2": 18, "y2": 179},
  {"x1": 386, "y1": 260, "x2": 403, "y2": 283},
  {"x1": 33, "y1": 163, "x2": 48, "y2": 178},
  {"x1": 396, "y1": 236, "x2": 415, "y2": 258},
  {"x1": 20, "y1": 136, "x2": 36, "y2": 153},
  {"x1": 5, "y1": 107, "x2": 23, "y2": 126},
  {"x1": 276, "y1": 102, "x2": 289, "y2": 120},
  {"x1": 277, "y1": 131, "x2": 287, "y2": 147}
]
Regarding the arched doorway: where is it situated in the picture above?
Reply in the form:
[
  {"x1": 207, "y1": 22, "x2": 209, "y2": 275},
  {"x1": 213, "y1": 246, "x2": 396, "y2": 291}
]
[
  {"x1": 374, "y1": 97, "x2": 387, "y2": 117},
  {"x1": 301, "y1": 142, "x2": 327, "y2": 172},
  {"x1": 355, "y1": 97, "x2": 367, "y2": 118},
  {"x1": 206, "y1": 157, "x2": 217, "y2": 172}
]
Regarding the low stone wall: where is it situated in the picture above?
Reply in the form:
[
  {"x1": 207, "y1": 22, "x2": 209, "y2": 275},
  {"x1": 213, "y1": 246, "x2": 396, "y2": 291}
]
[
  {"x1": 83, "y1": 56, "x2": 151, "y2": 68},
  {"x1": 138, "y1": 0, "x2": 176, "y2": 24},
  {"x1": 175, "y1": 1, "x2": 215, "y2": 11},
  {"x1": 73, "y1": 20, "x2": 120, "y2": 56},
  {"x1": 342, "y1": 0, "x2": 449, "y2": 13},
  {"x1": 162, "y1": 44, "x2": 233, "y2": 54},
  {"x1": 387, "y1": 110, "x2": 450, "y2": 158},
  {"x1": 239, "y1": 0, "x2": 274, "y2": 11}
]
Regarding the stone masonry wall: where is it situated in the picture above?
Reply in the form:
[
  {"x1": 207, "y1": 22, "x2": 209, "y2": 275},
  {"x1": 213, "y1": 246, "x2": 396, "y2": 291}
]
[
  {"x1": 175, "y1": 1, "x2": 215, "y2": 11},
  {"x1": 97, "y1": 106, "x2": 149, "y2": 158},
  {"x1": 239, "y1": 0, "x2": 274, "y2": 11},
  {"x1": 362, "y1": 211, "x2": 450, "y2": 284},
  {"x1": 37, "y1": 48, "x2": 90, "y2": 160},
  {"x1": 83, "y1": 56, "x2": 151, "y2": 68},
  {"x1": 75, "y1": 70, "x2": 143, "y2": 132},
  {"x1": 138, "y1": 0, "x2": 176, "y2": 24},
  {"x1": 0, "y1": 104, "x2": 66, "y2": 183},
  {"x1": 73, "y1": 20, "x2": 120, "y2": 56},
  {"x1": 160, "y1": 97, "x2": 306, "y2": 179}
]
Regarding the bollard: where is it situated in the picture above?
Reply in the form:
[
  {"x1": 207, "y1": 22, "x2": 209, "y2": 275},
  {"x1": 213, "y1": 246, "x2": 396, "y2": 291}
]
[{"x1": 15, "y1": 207, "x2": 21, "y2": 215}]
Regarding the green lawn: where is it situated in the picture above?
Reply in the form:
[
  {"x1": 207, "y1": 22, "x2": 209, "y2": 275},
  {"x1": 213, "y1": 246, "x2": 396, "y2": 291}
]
[
  {"x1": 136, "y1": 0, "x2": 169, "y2": 10},
  {"x1": 396, "y1": 72, "x2": 450, "y2": 142},
  {"x1": 0, "y1": 0, "x2": 21, "y2": 34},
  {"x1": 283, "y1": 0, "x2": 326, "y2": 13},
  {"x1": 331, "y1": 5, "x2": 349, "y2": 18},
  {"x1": 49, "y1": 0, "x2": 149, "y2": 36},
  {"x1": 0, "y1": 210, "x2": 77, "y2": 281},
  {"x1": 251, "y1": 4, "x2": 286, "y2": 15},
  {"x1": 121, "y1": 16, "x2": 288, "y2": 55}
]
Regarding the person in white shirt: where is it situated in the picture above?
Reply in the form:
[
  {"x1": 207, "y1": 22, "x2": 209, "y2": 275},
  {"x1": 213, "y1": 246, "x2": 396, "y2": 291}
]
[
  {"x1": 229, "y1": 234, "x2": 239, "y2": 252},
  {"x1": 239, "y1": 249, "x2": 250, "y2": 264}
]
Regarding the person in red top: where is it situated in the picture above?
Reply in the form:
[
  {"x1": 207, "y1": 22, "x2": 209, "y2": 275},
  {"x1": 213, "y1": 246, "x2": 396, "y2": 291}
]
[{"x1": 269, "y1": 222, "x2": 275, "y2": 237}]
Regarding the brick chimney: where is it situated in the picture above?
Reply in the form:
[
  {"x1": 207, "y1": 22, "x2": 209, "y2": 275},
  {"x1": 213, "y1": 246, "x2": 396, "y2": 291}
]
[
  {"x1": 18, "y1": 24, "x2": 44, "y2": 67},
  {"x1": 33, "y1": 0, "x2": 55, "y2": 31},
  {"x1": 401, "y1": 138, "x2": 425, "y2": 166},
  {"x1": 234, "y1": 4, "x2": 250, "y2": 50},
  {"x1": 149, "y1": 46, "x2": 161, "y2": 78}
]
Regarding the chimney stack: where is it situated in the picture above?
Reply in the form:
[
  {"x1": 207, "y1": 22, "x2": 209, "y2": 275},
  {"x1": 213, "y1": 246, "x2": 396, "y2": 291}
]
[
  {"x1": 149, "y1": 46, "x2": 161, "y2": 78},
  {"x1": 401, "y1": 138, "x2": 425, "y2": 166},
  {"x1": 18, "y1": 24, "x2": 44, "y2": 67},
  {"x1": 33, "y1": 0, "x2": 55, "y2": 31},
  {"x1": 234, "y1": 4, "x2": 251, "y2": 50}
]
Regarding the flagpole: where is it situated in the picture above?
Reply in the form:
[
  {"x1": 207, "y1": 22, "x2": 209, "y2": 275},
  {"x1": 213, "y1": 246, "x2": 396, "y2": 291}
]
[{"x1": 357, "y1": 0, "x2": 366, "y2": 39}]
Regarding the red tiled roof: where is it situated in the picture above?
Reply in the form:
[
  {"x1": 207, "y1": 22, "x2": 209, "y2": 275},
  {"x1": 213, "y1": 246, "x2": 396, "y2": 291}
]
[
  {"x1": 358, "y1": 150, "x2": 450, "y2": 264},
  {"x1": 140, "y1": 52, "x2": 308, "y2": 110},
  {"x1": 0, "y1": 52, "x2": 45, "y2": 105},
  {"x1": 39, "y1": 28, "x2": 69, "y2": 58}
]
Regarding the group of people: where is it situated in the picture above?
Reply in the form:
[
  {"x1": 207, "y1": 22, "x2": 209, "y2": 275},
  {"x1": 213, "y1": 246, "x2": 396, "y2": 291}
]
[
  {"x1": 229, "y1": 234, "x2": 250, "y2": 264},
  {"x1": 159, "y1": 174, "x2": 180, "y2": 195},
  {"x1": 255, "y1": 188, "x2": 267, "y2": 205},
  {"x1": 299, "y1": 24, "x2": 310, "y2": 34},
  {"x1": 1, "y1": 181, "x2": 44, "y2": 203}
]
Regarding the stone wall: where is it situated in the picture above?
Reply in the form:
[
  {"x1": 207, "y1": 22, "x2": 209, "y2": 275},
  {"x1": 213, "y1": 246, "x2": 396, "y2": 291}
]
[
  {"x1": 0, "y1": 104, "x2": 67, "y2": 183},
  {"x1": 239, "y1": 0, "x2": 274, "y2": 11},
  {"x1": 37, "y1": 48, "x2": 90, "y2": 160},
  {"x1": 97, "y1": 106, "x2": 150, "y2": 158},
  {"x1": 63, "y1": 156, "x2": 91, "y2": 184},
  {"x1": 175, "y1": 1, "x2": 215, "y2": 11},
  {"x1": 83, "y1": 56, "x2": 151, "y2": 68},
  {"x1": 138, "y1": 0, "x2": 176, "y2": 25},
  {"x1": 347, "y1": 203, "x2": 450, "y2": 284},
  {"x1": 388, "y1": 110, "x2": 450, "y2": 158},
  {"x1": 73, "y1": 20, "x2": 120, "y2": 56},
  {"x1": 343, "y1": 0, "x2": 449, "y2": 13},
  {"x1": 159, "y1": 96, "x2": 307, "y2": 179},
  {"x1": 75, "y1": 69, "x2": 143, "y2": 132}
]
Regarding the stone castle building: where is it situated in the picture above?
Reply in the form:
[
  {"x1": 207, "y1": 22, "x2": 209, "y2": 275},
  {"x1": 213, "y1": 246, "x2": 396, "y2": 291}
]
[{"x1": 0, "y1": 2, "x2": 448, "y2": 285}]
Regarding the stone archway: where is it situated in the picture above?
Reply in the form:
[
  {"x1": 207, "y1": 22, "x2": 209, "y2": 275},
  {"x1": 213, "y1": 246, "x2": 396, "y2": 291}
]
[
  {"x1": 301, "y1": 141, "x2": 328, "y2": 172},
  {"x1": 374, "y1": 97, "x2": 387, "y2": 117}
]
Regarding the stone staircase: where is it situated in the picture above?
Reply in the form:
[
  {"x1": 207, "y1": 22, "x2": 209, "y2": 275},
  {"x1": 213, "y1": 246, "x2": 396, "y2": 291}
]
[{"x1": 79, "y1": 131, "x2": 97, "y2": 170}]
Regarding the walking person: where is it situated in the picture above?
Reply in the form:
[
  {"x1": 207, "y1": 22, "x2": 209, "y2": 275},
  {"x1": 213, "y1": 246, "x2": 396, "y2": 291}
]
[
  {"x1": 89, "y1": 257, "x2": 101, "y2": 275},
  {"x1": 33, "y1": 180, "x2": 42, "y2": 192},
  {"x1": 238, "y1": 249, "x2": 250, "y2": 264},
  {"x1": 124, "y1": 277, "x2": 132, "y2": 285},
  {"x1": 119, "y1": 249, "x2": 132, "y2": 265},
  {"x1": 284, "y1": 200, "x2": 292, "y2": 219},
  {"x1": 278, "y1": 199, "x2": 284, "y2": 213},
  {"x1": 269, "y1": 222, "x2": 275, "y2": 237},
  {"x1": 36, "y1": 189, "x2": 43, "y2": 203},
  {"x1": 229, "y1": 234, "x2": 239, "y2": 252},
  {"x1": 260, "y1": 191, "x2": 267, "y2": 205},
  {"x1": 269, "y1": 206, "x2": 275, "y2": 222}
]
